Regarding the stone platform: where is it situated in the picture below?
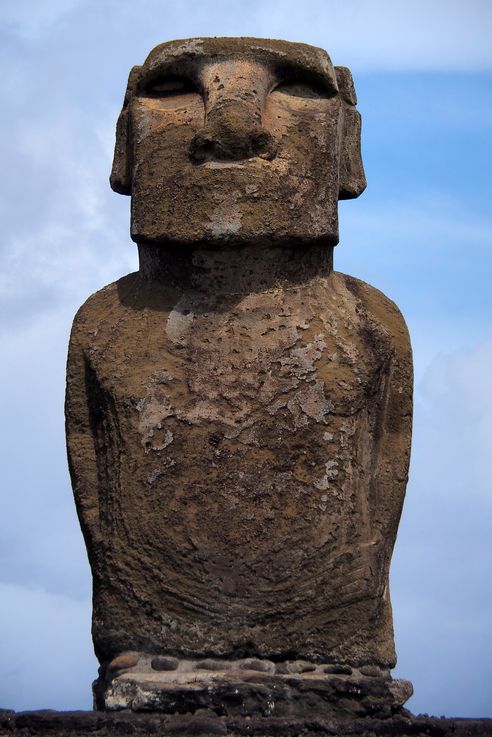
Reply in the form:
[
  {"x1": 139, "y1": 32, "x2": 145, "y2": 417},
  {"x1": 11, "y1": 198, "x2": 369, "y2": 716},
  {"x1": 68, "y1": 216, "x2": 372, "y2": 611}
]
[
  {"x1": 94, "y1": 655, "x2": 412, "y2": 719},
  {"x1": 2, "y1": 709, "x2": 492, "y2": 737}
]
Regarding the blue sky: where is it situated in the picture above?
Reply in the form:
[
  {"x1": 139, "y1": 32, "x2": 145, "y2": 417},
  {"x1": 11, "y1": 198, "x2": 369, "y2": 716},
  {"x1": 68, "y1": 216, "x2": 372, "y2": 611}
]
[{"x1": 1, "y1": 0, "x2": 491, "y2": 718}]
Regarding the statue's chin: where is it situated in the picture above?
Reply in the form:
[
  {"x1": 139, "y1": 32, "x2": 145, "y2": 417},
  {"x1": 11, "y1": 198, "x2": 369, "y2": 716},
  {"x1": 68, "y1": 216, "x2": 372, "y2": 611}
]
[
  {"x1": 131, "y1": 230, "x2": 340, "y2": 251},
  {"x1": 129, "y1": 169, "x2": 339, "y2": 249}
]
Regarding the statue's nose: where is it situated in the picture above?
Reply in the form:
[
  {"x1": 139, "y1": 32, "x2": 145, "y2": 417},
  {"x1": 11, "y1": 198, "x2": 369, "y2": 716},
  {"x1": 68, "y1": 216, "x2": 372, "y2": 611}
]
[{"x1": 189, "y1": 64, "x2": 277, "y2": 163}]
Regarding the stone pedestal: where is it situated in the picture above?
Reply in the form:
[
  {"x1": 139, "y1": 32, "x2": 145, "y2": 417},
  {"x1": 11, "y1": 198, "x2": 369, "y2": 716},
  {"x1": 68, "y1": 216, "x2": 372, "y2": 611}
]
[{"x1": 95, "y1": 655, "x2": 412, "y2": 719}]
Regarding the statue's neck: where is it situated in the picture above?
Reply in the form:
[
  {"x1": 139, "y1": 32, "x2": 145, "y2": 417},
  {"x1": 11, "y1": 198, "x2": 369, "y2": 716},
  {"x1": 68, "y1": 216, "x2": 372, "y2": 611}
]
[{"x1": 137, "y1": 241, "x2": 333, "y2": 294}]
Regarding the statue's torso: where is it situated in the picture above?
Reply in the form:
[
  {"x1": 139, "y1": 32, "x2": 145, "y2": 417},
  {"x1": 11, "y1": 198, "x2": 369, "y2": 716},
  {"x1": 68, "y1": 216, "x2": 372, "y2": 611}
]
[{"x1": 69, "y1": 270, "x2": 411, "y2": 664}]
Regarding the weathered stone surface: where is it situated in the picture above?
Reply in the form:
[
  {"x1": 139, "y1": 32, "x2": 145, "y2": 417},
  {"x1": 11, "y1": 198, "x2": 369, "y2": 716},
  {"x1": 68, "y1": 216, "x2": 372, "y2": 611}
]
[
  {"x1": 96, "y1": 659, "x2": 412, "y2": 718},
  {"x1": 3, "y1": 710, "x2": 492, "y2": 737},
  {"x1": 65, "y1": 37, "x2": 412, "y2": 715},
  {"x1": 195, "y1": 659, "x2": 232, "y2": 672},
  {"x1": 67, "y1": 259, "x2": 411, "y2": 668},
  {"x1": 109, "y1": 654, "x2": 139, "y2": 672},
  {"x1": 324, "y1": 664, "x2": 353, "y2": 675},
  {"x1": 240, "y1": 658, "x2": 274, "y2": 673},
  {"x1": 151, "y1": 656, "x2": 179, "y2": 671},
  {"x1": 360, "y1": 665, "x2": 388, "y2": 678},
  {"x1": 93, "y1": 656, "x2": 410, "y2": 716}
]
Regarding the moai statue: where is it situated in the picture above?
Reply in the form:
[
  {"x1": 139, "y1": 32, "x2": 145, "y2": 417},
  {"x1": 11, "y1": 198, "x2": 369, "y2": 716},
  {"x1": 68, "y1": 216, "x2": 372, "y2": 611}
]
[{"x1": 66, "y1": 38, "x2": 413, "y2": 718}]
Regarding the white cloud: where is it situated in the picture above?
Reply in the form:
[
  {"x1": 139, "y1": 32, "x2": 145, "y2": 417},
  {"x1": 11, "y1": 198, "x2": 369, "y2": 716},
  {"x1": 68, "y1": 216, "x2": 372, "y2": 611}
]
[
  {"x1": 0, "y1": 311, "x2": 93, "y2": 602},
  {"x1": 0, "y1": 102, "x2": 137, "y2": 328},
  {"x1": 417, "y1": 339, "x2": 492, "y2": 502},
  {"x1": 0, "y1": 583, "x2": 96, "y2": 710},
  {"x1": 1, "y1": 0, "x2": 491, "y2": 70},
  {"x1": 337, "y1": 194, "x2": 492, "y2": 384},
  {"x1": 0, "y1": 0, "x2": 83, "y2": 40},
  {"x1": 392, "y1": 338, "x2": 492, "y2": 716},
  {"x1": 254, "y1": 0, "x2": 492, "y2": 71}
]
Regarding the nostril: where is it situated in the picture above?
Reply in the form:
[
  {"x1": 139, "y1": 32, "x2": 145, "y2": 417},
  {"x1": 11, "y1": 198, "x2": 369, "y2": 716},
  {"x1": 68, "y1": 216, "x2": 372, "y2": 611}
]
[
  {"x1": 189, "y1": 132, "x2": 216, "y2": 164},
  {"x1": 251, "y1": 131, "x2": 278, "y2": 161},
  {"x1": 189, "y1": 126, "x2": 277, "y2": 164}
]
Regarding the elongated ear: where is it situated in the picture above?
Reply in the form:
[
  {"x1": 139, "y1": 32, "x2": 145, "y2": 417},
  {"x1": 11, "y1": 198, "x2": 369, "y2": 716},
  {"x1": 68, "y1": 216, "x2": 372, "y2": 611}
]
[
  {"x1": 110, "y1": 65, "x2": 142, "y2": 195},
  {"x1": 335, "y1": 66, "x2": 366, "y2": 200}
]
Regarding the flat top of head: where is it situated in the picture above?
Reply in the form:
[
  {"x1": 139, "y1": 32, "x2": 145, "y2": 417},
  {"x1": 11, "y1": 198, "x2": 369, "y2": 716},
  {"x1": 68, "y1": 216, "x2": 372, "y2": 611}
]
[{"x1": 142, "y1": 37, "x2": 338, "y2": 92}]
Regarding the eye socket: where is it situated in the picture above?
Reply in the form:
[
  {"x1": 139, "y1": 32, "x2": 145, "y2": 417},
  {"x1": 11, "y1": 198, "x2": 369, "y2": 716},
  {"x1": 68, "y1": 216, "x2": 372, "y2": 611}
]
[
  {"x1": 141, "y1": 76, "x2": 199, "y2": 98},
  {"x1": 273, "y1": 80, "x2": 335, "y2": 100}
]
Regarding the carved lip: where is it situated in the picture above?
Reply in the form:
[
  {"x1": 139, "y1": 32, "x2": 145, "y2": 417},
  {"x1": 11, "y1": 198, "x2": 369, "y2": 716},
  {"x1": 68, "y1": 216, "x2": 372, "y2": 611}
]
[{"x1": 193, "y1": 158, "x2": 274, "y2": 169}]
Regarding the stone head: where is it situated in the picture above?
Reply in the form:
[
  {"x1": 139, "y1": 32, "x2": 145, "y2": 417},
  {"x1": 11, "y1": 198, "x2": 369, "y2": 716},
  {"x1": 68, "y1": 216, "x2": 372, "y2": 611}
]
[{"x1": 110, "y1": 38, "x2": 366, "y2": 248}]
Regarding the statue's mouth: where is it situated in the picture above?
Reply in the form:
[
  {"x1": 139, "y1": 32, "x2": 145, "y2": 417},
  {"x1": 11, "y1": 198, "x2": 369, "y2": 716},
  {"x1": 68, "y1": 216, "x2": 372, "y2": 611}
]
[{"x1": 193, "y1": 158, "x2": 273, "y2": 169}]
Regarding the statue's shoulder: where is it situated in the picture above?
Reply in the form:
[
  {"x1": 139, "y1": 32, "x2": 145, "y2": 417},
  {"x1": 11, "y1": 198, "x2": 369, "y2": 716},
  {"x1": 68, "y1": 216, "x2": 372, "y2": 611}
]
[
  {"x1": 333, "y1": 271, "x2": 411, "y2": 355},
  {"x1": 69, "y1": 272, "x2": 139, "y2": 344}
]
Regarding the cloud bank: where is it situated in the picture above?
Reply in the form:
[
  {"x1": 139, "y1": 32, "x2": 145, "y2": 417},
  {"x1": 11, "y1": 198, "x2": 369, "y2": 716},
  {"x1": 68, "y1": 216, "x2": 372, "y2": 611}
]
[{"x1": 2, "y1": 0, "x2": 492, "y2": 70}]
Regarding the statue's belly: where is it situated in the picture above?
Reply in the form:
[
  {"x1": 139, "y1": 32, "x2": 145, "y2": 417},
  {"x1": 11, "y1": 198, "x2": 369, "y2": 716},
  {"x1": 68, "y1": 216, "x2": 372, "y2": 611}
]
[{"x1": 94, "y1": 286, "x2": 381, "y2": 616}]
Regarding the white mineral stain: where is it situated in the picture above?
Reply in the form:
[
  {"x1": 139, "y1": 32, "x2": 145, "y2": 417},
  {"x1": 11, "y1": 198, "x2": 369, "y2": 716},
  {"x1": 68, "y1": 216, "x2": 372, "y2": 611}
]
[
  {"x1": 314, "y1": 460, "x2": 338, "y2": 490},
  {"x1": 146, "y1": 468, "x2": 163, "y2": 486},
  {"x1": 152, "y1": 38, "x2": 204, "y2": 65},
  {"x1": 153, "y1": 429, "x2": 174, "y2": 451},
  {"x1": 278, "y1": 334, "x2": 325, "y2": 377},
  {"x1": 288, "y1": 380, "x2": 333, "y2": 426},
  {"x1": 208, "y1": 190, "x2": 243, "y2": 236},
  {"x1": 325, "y1": 460, "x2": 338, "y2": 477},
  {"x1": 166, "y1": 298, "x2": 195, "y2": 344},
  {"x1": 137, "y1": 371, "x2": 177, "y2": 451},
  {"x1": 314, "y1": 476, "x2": 329, "y2": 491}
]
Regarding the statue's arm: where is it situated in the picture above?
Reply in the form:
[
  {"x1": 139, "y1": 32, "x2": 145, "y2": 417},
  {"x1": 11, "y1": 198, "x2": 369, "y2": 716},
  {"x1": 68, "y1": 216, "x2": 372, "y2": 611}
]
[
  {"x1": 65, "y1": 318, "x2": 102, "y2": 553},
  {"x1": 345, "y1": 275, "x2": 413, "y2": 556},
  {"x1": 365, "y1": 285, "x2": 413, "y2": 556},
  {"x1": 374, "y1": 321, "x2": 412, "y2": 555}
]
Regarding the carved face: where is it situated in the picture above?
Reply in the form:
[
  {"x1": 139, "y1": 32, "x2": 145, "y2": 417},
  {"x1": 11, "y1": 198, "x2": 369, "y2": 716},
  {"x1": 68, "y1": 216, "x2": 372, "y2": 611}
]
[{"x1": 111, "y1": 38, "x2": 365, "y2": 247}]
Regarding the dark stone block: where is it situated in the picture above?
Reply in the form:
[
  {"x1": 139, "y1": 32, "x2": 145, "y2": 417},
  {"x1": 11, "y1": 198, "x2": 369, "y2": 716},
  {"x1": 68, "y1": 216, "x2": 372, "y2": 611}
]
[{"x1": 2, "y1": 710, "x2": 492, "y2": 737}]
